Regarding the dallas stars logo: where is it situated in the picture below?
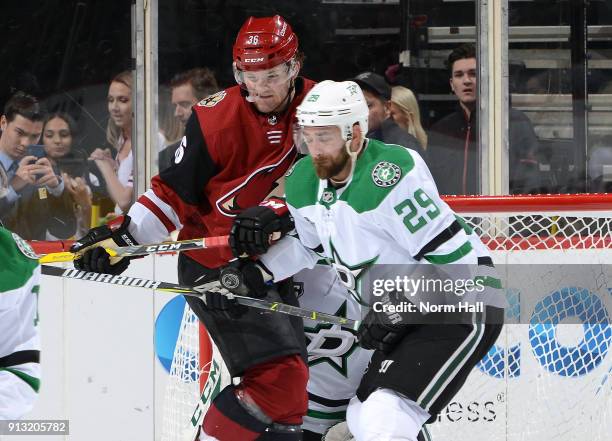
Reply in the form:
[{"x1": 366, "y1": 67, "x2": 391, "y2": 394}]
[
  {"x1": 12, "y1": 232, "x2": 39, "y2": 260},
  {"x1": 329, "y1": 241, "x2": 377, "y2": 307},
  {"x1": 305, "y1": 301, "x2": 358, "y2": 377},
  {"x1": 371, "y1": 161, "x2": 401, "y2": 187}
]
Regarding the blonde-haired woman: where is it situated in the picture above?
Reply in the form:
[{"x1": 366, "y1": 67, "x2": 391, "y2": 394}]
[
  {"x1": 390, "y1": 86, "x2": 428, "y2": 151},
  {"x1": 89, "y1": 70, "x2": 134, "y2": 213}
]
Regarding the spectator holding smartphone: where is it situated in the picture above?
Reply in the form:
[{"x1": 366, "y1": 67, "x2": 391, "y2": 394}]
[
  {"x1": 42, "y1": 112, "x2": 93, "y2": 237},
  {"x1": 90, "y1": 70, "x2": 135, "y2": 214},
  {"x1": 0, "y1": 92, "x2": 75, "y2": 239}
]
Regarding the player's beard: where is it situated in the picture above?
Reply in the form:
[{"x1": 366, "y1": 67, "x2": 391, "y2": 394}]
[{"x1": 313, "y1": 148, "x2": 350, "y2": 180}]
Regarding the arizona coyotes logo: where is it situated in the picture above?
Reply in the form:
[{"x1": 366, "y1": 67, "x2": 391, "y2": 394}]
[
  {"x1": 216, "y1": 148, "x2": 297, "y2": 217},
  {"x1": 198, "y1": 90, "x2": 226, "y2": 107}
]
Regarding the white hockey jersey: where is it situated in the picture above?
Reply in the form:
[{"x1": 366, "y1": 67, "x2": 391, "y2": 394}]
[
  {"x1": 294, "y1": 265, "x2": 372, "y2": 433},
  {"x1": 0, "y1": 227, "x2": 41, "y2": 419},
  {"x1": 262, "y1": 138, "x2": 504, "y2": 312}
]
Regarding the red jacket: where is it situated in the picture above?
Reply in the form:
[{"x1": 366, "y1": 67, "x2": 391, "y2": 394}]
[{"x1": 139, "y1": 78, "x2": 315, "y2": 268}]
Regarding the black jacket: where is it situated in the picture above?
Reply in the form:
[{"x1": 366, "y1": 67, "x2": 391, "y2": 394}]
[
  {"x1": 427, "y1": 106, "x2": 478, "y2": 195},
  {"x1": 427, "y1": 106, "x2": 538, "y2": 195},
  {"x1": 368, "y1": 118, "x2": 424, "y2": 157}
]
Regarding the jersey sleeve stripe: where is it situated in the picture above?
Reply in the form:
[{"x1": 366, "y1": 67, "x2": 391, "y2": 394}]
[
  {"x1": 308, "y1": 392, "x2": 351, "y2": 408},
  {"x1": 413, "y1": 220, "x2": 463, "y2": 261},
  {"x1": 473, "y1": 275, "x2": 503, "y2": 289},
  {"x1": 306, "y1": 409, "x2": 347, "y2": 420},
  {"x1": 423, "y1": 241, "x2": 474, "y2": 264},
  {"x1": 137, "y1": 191, "x2": 181, "y2": 233},
  {"x1": 477, "y1": 256, "x2": 494, "y2": 266},
  {"x1": 0, "y1": 350, "x2": 40, "y2": 368},
  {"x1": 0, "y1": 367, "x2": 40, "y2": 392}
]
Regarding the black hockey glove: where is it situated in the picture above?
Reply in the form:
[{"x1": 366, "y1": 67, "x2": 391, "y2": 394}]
[
  {"x1": 218, "y1": 259, "x2": 273, "y2": 298},
  {"x1": 229, "y1": 198, "x2": 294, "y2": 257},
  {"x1": 193, "y1": 260, "x2": 273, "y2": 319},
  {"x1": 357, "y1": 293, "x2": 415, "y2": 353},
  {"x1": 192, "y1": 269, "x2": 249, "y2": 319},
  {"x1": 70, "y1": 215, "x2": 138, "y2": 275}
]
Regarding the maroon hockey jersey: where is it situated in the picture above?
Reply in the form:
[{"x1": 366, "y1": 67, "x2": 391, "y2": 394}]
[{"x1": 139, "y1": 78, "x2": 315, "y2": 268}]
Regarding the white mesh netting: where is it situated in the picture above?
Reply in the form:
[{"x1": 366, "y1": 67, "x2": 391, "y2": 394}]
[
  {"x1": 428, "y1": 195, "x2": 612, "y2": 441},
  {"x1": 161, "y1": 305, "x2": 201, "y2": 441},
  {"x1": 461, "y1": 212, "x2": 612, "y2": 250}
]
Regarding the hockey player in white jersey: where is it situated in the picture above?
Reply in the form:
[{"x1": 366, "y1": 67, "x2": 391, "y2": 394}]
[
  {"x1": 227, "y1": 80, "x2": 505, "y2": 441},
  {"x1": 0, "y1": 224, "x2": 41, "y2": 419},
  {"x1": 293, "y1": 267, "x2": 372, "y2": 438}
]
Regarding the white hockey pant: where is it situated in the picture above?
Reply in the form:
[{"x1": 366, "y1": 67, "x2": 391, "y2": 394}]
[{"x1": 345, "y1": 388, "x2": 430, "y2": 441}]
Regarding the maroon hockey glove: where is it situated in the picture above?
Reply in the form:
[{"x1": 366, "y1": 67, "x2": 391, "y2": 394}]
[
  {"x1": 229, "y1": 198, "x2": 294, "y2": 257},
  {"x1": 71, "y1": 215, "x2": 138, "y2": 275}
]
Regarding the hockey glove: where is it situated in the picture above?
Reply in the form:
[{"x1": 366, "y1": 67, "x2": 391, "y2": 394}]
[
  {"x1": 229, "y1": 198, "x2": 294, "y2": 257},
  {"x1": 219, "y1": 259, "x2": 273, "y2": 298},
  {"x1": 357, "y1": 293, "x2": 415, "y2": 353},
  {"x1": 192, "y1": 270, "x2": 249, "y2": 319},
  {"x1": 193, "y1": 260, "x2": 273, "y2": 319},
  {"x1": 70, "y1": 215, "x2": 138, "y2": 275}
]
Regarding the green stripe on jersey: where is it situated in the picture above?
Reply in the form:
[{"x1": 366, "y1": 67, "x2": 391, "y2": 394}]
[
  {"x1": 0, "y1": 367, "x2": 41, "y2": 392},
  {"x1": 474, "y1": 275, "x2": 503, "y2": 289},
  {"x1": 454, "y1": 215, "x2": 473, "y2": 235},
  {"x1": 0, "y1": 227, "x2": 39, "y2": 293},
  {"x1": 423, "y1": 241, "x2": 473, "y2": 264},
  {"x1": 418, "y1": 322, "x2": 483, "y2": 410},
  {"x1": 307, "y1": 409, "x2": 346, "y2": 420}
]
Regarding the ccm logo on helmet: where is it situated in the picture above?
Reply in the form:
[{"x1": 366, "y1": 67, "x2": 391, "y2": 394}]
[{"x1": 245, "y1": 57, "x2": 265, "y2": 63}]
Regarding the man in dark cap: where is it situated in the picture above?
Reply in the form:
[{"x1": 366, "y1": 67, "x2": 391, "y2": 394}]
[{"x1": 351, "y1": 72, "x2": 422, "y2": 154}]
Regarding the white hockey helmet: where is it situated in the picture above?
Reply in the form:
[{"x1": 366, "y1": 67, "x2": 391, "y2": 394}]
[{"x1": 296, "y1": 80, "x2": 368, "y2": 142}]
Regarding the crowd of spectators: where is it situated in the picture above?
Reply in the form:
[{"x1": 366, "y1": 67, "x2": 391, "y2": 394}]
[
  {"x1": 3, "y1": 44, "x2": 610, "y2": 241},
  {"x1": 0, "y1": 67, "x2": 220, "y2": 241}
]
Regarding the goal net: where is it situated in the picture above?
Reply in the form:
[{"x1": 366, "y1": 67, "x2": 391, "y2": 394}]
[
  {"x1": 429, "y1": 193, "x2": 612, "y2": 441},
  {"x1": 160, "y1": 303, "x2": 232, "y2": 441},
  {"x1": 162, "y1": 193, "x2": 612, "y2": 441}
]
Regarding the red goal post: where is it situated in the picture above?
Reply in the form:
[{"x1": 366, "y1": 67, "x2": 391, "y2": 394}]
[{"x1": 443, "y1": 193, "x2": 612, "y2": 213}]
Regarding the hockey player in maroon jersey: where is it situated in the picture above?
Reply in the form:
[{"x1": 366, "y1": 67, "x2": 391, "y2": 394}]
[{"x1": 70, "y1": 15, "x2": 315, "y2": 441}]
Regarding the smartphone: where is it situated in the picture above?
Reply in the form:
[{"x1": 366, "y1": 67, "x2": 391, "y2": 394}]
[
  {"x1": 26, "y1": 145, "x2": 48, "y2": 182},
  {"x1": 27, "y1": 144, "x2": 46, "y2": 159}
]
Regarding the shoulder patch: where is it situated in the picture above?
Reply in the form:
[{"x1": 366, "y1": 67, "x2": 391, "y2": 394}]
[
  {"x1": 11, "y1": 233, "x2": 39, "y2": 260},
  {"x1": 197, "y1": 90, "x2": 226, "y2": 107},
  {"x1": 371, "y1": 161, "x2": 402, "y2": 187}
]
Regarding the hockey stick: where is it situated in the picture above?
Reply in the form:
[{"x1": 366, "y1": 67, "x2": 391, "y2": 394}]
[
  {"x1": 40, "y1": 265, "x2": 359, "y2": 330},
  {"x1": 183, "y1": 346, "x2": 226, "y2": 441},
  {"x1": 35, "y1": 236, "x2": 229, "y2": 264}
]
